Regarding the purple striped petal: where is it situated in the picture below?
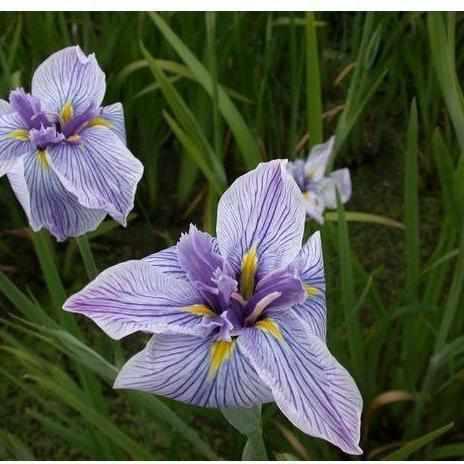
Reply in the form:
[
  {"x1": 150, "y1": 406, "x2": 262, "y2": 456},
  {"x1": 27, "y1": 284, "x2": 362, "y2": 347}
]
[
  {"x1": 114, "y1": 333, "x2": 273, "y2": 408},
  {"x1": 290, "y1": 231, "x2": 327, "y2": 340},
  {"x1": 31, "y1": 46, "x2": 106, "y2": 114},
  {"x1": 64, "y1": 260, "x2": 212, "y2": 340},
  {"x1": 304, "y1": 137, "x2": 334, "y2": 182},
  {"x1": 216, "y1": 160, "x2": 305, "y2": 277},
  {"x1": 320, "y1": 168, "x2": 352, "y2": 209},
  {"x1": 239, "y1": 312, "x2": 362, "y2": 455},
  {"x1": 143, "y1": 246, "x2": 189, "y2": 282},
  {"x1": 8, "y1": 150, "x2": 106, "y2": 241},
  {"x1": 0, "y1": 112, "x2": 33, "y2": 176},
  {"x1": 100, "y1": 103, "x2": 126, "y2": 143},
  {"x1": 48, "y1": 126, "x2": 143, "y2": 226}
]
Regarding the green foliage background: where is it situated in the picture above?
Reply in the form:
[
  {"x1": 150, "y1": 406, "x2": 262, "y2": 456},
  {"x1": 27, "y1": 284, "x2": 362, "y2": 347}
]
[{"x1": 1, "y1": 11, "x2": 464, "y2": 460}]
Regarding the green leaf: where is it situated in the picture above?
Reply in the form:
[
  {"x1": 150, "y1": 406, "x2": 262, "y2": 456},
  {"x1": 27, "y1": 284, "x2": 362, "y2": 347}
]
[
  {"x1": 404, "y1": 99, "x2": 420, "y2": 303},
  {"x1": 148, "y1": 12, "x2": 261, "y2": 169},
  {"x1": 222, "y1": 406, "x2": 268, "y2": 460},
  {"x1": 305, "y1": 12, "x2": 323, "y2": 148},
  {"x1": 324, "y1": 211, "x2": 404, "y2": 229},
  {"x1": 382, "y1": 422, "x2": 454, "y2": 460}
]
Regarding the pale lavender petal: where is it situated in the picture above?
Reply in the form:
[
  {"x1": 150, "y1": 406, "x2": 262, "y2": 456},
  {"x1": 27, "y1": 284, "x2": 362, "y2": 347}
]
[
  {"x1": 100, "y1": 103, "x2": 126, "y2": 143},
  {"x1": 239, "y1": 312, "x2": 362, "y2": 455},
  {"x1": 216, "y1": 160, "x2": 305, "y2": 276},
  {"x1": 287, "y1": 159, "x2": 306, "y2": 191},
  {"x1": 303, "y1": 190, "x2": 325, "y2": 224},
  {"x1": 114, "y1": 333, "x2": 273, "y2": 408},
  {"x1": 48, "y1": 126, "x2": 143, "y2": 225},
  {"x1": 0, "y1": 112, "x2": 33, "y2": 176},
  {"x1": 10, "y1": 151, "x2": 106, "y2": 241},
  {"x1": 31, "y1": 46, "x2": 106, "y2": 114},
  {"x1": 291, "y1": 231, "x2": 326, "y2": 340},
  {"x1": 0, "y1": 99, "x2": 12, "y2": 115},
  {"x1": 64, "y1": 260, "x2": 211, "y2": 340},
  {"x1": 143, "y1": 246, "x2": 188, "y2": 282},
  {"x1": 320, "y1": 168, "x2": 352, "y2": 209},
  {"x1": 304, "y1": 137, "x2": 335, "y2": 182}
]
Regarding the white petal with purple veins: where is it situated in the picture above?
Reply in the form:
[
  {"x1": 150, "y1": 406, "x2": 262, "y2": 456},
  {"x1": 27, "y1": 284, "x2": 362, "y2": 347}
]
[
  {"x1": 114, "y1": 333, "x2": 273, "y2": 408},
  {"x1": 100, "y1": 103, "x2": 126, "y2": 143},
  {"x1": 48, "y1": 126, "x2": 143, "y2": 226},
  {"x1": 216, "y1": 160, "x2": 305, "y2": 276},
  {"x1": 32, "y1": 46, "x2": 106, "y2": 114},
  {"x1": 0, "y1": 112, "x2": 33, "y2": 177},
  {"x1": 9, "y1": 151, "x2": 106, "y2": 241},
  {"x1": 64, "y1": 260, "x2": 212, "y2": 340},
  {"x1": 239, "y1": 312, "x2": 362, "y2": 455},
  {"x1": 143, "y1": 246, "x2": 189, "y2": 282},
  {"x1": 290, "y1": 231, "x2": 327, "y2": 340}
]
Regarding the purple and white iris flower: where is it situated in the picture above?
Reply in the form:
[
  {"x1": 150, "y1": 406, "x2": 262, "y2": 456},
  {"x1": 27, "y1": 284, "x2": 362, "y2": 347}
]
[
  {"x1": 288, "y1": 137, "x2": 351, "y2": 223},
  {"x1": 64, "y1": 160, "x2": 362, "y2": 454},
  {"x1": 0, "y1": 46, "x2": 143, "y2": 241}
]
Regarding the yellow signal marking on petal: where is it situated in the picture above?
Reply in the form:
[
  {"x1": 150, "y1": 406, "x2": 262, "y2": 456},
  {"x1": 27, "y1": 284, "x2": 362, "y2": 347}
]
[
  {"x1": 240, "y1": 247, "x2": 258, "y2": 299},
  {"x1": 209, "y1": 340, "x2": 235, "y2": 378},
  {"x1": 60, "y1": 102, "x2": 74, "y2": 123},
  {"x1": 185, "y1": 304, "x2": 215, "y2": 317},
  {"x1": 36, "y1": 150, "x2": 49, "y2": 169},
  {"x1": 256, "y1": 318, "x2": 283, "y2": 341},
  {"x1": 8, "y1": 129, "x2": 29, "y2": 141},
  {"x1": 304, "y1": 284, "x2": 319, "y2": 296},
  {"x1": 87, "y1": 117, "x2": 112, "y2": 129},
  {"x1": 66, "y1": 135, "x2": 81, "y2": 143}
]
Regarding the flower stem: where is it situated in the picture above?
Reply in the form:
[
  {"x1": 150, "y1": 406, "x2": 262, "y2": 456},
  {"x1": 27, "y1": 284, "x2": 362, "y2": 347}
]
[{"x1": 76, "y1": 235, "x2": 98, "y2": 280}]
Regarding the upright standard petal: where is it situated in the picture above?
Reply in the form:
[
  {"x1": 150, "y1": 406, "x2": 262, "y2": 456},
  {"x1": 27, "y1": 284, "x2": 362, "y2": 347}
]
[
  {"x1": 304, "y1": 137, "x2": 335, "y2": 182},
  {"x1": 239, "y1": 312, "x2": 362, "y2": 455},
  {"x1": 31, "y1": 46, "x2": 106, "y2": 114},
  {"x1": 48, "y1": 126, "x2": 143, "y2": 225},
  {"x1": 64, "y1": 260, "x2": 212, "y2": 340},
  {"x1": 290, "y1": 231, "x2": 327, "y2": 340},
  {"x1": 9, "y1": 150, "x2": 106, "y2": 241},
  {"x1": 114, "y1": 333, "x2": 273, "y2": 408},
  {"x1": 0, "y1": 112, "x2": 33, "y2": 176},
  {"x1": 320, "y1": 168, "x2": 352, "y2": 209},
  {"x1": 216, "y1": 160, "x2": 305, "y2": 277}
]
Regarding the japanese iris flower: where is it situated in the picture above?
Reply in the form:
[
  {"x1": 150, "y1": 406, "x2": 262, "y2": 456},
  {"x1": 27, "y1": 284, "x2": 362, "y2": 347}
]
[
  {"x1": 0, "y1": 46, "x2": 143, "y2": 241},
  {"x1": 288, "y1": 137, "x2": 351, "y2": 223},
  {"x1": 64, "y1": 160, "x2": 362, "y2": 454}
]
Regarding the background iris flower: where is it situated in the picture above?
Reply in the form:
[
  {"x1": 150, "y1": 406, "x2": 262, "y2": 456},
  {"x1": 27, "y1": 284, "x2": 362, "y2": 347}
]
[
  {"x1": 64, "y1": 160, "x2": 363, "y2": 455},
  {"x1": 0, "y1": 46, "x2": 143, "y2": 241},
  {"x1": 288, "y1": 137, "x2": 351, "y2": 223}
]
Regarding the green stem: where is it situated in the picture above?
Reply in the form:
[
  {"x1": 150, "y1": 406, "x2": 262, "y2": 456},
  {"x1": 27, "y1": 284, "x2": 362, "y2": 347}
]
[
  {"x1": 32, "y1": 230, "x2": 66, "y2": 313},
  {"x1": 76, "y1": 235, "x2": 98, "y2": 280}
]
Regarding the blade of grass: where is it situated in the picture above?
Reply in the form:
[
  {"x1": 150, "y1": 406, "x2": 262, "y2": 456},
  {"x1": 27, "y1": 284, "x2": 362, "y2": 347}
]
[
  {"x1": 305, "y1": 12, "x2": 323, "y2": 148},
  {"x1": 148, "y1": 12, "x2": 261, "y2": 169}
]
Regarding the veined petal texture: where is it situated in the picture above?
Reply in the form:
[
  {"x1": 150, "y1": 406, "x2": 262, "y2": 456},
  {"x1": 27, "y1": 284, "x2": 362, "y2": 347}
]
[{"x1": 114, "y1": 333, "x2": 273, "y2": 408}]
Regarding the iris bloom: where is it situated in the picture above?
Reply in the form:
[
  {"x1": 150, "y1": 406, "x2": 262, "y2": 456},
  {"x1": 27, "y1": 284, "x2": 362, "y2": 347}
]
[
  {"x1": 0, "y1": 46, "x2": 143, "y2": 241},
  {"x1": 288, "y1": 137, "x2": 351, "y2": 223},
  {"x1": 64, "y1": 160, "x2": 362, "y2": 454}
]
